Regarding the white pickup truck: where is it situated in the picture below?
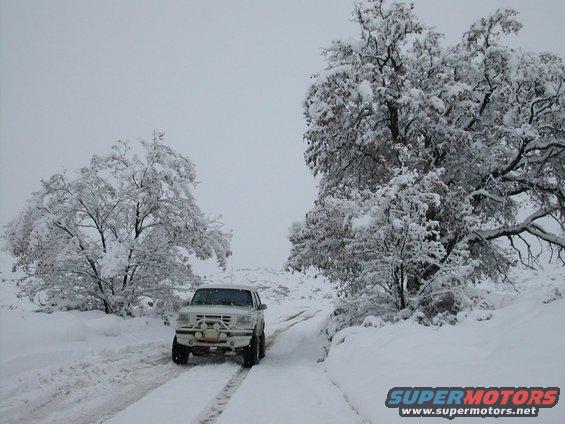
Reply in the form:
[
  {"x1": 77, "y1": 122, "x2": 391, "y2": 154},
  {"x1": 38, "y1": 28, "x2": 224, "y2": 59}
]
[{"x1": 172, "y1": 284, "x2": 267, "y2": 367}]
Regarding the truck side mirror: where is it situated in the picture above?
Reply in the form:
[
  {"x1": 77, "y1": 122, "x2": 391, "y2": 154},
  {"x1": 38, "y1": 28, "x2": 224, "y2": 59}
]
[{"x1": 258, "y1": 304, "x2": 267, "y2": 310}]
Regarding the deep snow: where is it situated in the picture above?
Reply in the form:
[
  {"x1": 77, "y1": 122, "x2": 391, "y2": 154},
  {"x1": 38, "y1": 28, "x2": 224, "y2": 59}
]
[
  {"x1": 325, "y1": 263, "x2": 565, "y2": 424},
  {"x1": 1, "y1": 254, "x2": 564, "y2": 423}
]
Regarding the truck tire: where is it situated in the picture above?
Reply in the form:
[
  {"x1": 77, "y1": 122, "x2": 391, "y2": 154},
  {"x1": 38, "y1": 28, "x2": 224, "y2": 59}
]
[
  {"x1": 243, "y1": 334, "x2": 260, "y2": 368},
  {"x1": 172, "y1": 336, "x2": 190, "y2": 365},
  {"x1": 259, "y1": 330, "x2": 266, "y2": 359}
]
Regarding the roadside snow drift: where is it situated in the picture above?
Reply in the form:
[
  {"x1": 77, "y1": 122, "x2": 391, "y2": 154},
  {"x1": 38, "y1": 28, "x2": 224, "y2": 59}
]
[{"x1": 325, "y1": 266, "x2": 565, "y2": 424}]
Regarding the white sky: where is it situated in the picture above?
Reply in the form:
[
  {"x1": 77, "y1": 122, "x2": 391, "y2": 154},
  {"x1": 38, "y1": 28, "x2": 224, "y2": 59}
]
[{"x1": 1, "y1": 0, "x2": 564, "y2": 273}]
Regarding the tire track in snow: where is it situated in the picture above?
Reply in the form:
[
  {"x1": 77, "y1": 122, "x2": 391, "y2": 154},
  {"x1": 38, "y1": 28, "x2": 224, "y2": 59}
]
[
  {"x1": 192, "y1": 310, "x2": 320, "y2": 424},
  {"x1": 326, "y1": 372, "x2": 371, "y2": 424},
  {"x1": 0, "y1": 342, "x2": 186, "y2": 424},
  {"x1": 281, "y1": 309, "x2": 306, "y2": 322}
]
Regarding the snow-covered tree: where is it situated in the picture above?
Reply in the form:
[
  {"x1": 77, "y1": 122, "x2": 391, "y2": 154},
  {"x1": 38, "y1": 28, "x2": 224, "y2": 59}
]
[
  {"x1": 289, "y1": 0, "x2": 564, "y2": 318},
  {"x1": 5, "y1": 133, "x2": 231, "y2": 315},
  {"x1": 289, "y1": 171, "x2": 474, "y2": 322}
]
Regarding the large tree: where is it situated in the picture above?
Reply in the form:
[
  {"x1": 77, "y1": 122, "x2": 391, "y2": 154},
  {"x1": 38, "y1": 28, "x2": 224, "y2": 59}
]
[
  {"x1": 5, "y1": 133, "x2": 231, "y2": 315},
  {"x1": 288, "y1": 0, "x2": 564, "y2": 318}
]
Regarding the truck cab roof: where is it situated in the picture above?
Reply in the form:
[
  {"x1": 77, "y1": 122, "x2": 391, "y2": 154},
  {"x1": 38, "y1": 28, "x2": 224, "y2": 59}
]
[{"x1": 196, "y1": 284, "x2": 257, "y2": 292}]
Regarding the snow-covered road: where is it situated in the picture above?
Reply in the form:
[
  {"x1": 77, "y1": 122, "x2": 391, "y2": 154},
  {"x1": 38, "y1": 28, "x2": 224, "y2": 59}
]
[
  {"x1": 1, "y1": 267, "x2": 361, "y2": 424},
  {"x1": 214, "y1": 309, "x2": 363, "y2": 424},
  {"x1": 108, "y1": 308, "x2": 363, "y2": 424}
]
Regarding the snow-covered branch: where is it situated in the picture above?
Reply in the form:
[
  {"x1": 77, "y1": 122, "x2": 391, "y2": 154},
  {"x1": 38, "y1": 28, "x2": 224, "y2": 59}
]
[{"x1": 468, "y1": 207, "x2": 559, "y2": 242}]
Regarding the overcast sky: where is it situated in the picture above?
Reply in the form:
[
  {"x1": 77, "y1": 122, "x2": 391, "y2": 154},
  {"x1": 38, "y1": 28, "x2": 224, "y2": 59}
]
[{"x1": 1, "y1": 0, "x2": 564, "y2": 274}]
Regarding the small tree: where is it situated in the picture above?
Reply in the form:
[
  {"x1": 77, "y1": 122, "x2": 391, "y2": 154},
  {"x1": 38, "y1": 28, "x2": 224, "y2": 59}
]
[
  {"x1": 289, "y1": 0, "x2": 564, "y2": 319},
  {"x1": 5, "y1": 133, "x2": 231, "y2": 315}
]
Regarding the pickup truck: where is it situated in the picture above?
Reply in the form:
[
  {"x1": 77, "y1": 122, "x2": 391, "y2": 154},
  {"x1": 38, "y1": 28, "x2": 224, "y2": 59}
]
[{"x1": 172, "y1": 284, "x2": 267, "y2": 367}]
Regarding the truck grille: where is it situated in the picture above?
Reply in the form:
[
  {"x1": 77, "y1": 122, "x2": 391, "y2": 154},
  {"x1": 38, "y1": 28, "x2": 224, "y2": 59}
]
[{"x1": 196, "y1": 314, "x2": 232, "y2": 325}]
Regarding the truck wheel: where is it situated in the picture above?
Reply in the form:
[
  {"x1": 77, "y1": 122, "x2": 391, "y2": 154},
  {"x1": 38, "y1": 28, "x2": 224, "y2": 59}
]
[
  {"x1": 172, "y1": 336, "x2": 190, "y2": 365},
  {"x1": 243, "y1": 334, "x2": 260, "y2": 368},
  {"x1": 259, "y1": 330, "x2": 266, "y2": 359}
]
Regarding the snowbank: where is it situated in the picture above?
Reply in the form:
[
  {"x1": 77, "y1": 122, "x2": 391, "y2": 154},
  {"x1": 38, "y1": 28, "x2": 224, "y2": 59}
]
[
  {"x1": 325, "y1": 266, "x2": 565, "y2": 423},
  {"x1": 0, "y1": 255, "x2": 171, "y2": 380},
  {"x1": 0, "y1": 308, "x2": 172, "y2": 379}
]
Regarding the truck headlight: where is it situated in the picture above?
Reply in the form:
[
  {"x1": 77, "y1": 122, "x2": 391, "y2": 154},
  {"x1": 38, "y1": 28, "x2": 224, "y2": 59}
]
[
  {"x1": 178, "y1": 313, "x2": 190, "y2": 325},
  {"x1": 237, "y1": 315, "x2": 253, "y2": 326}
]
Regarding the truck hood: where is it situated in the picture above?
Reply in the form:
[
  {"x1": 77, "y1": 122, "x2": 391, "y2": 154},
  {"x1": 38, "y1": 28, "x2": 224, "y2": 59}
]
[{"x1": 180, "y1": 305, "x2": 253, "y2": 316}]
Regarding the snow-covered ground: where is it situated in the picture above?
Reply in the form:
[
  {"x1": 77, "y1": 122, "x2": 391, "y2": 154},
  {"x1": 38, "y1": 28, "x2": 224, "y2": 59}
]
[
  {"x1": 1, "y1": 259, "x2": 349, "y2": 423},
  {"x1": 325, "y1": 263, "x2": 565, "y2": 424},
  {"x1": 1, "y1": 253, "x2": 564, "y2": 423}
]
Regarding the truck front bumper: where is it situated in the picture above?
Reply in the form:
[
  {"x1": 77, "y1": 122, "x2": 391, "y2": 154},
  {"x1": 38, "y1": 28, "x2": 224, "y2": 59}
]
[{"x1": 175, "y1": 329, "x2": 253, "y2": 349}]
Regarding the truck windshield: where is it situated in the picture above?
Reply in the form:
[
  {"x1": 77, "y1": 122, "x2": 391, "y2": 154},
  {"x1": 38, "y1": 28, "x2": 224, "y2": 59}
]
[{"x1": 191, "y1": 288, "x2": 253, "y2": 307}]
